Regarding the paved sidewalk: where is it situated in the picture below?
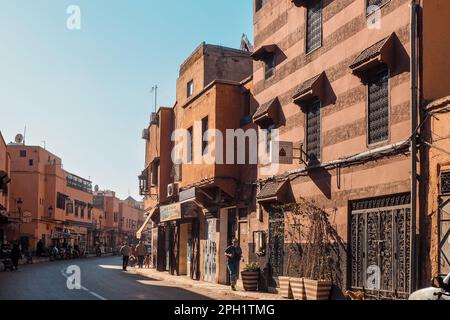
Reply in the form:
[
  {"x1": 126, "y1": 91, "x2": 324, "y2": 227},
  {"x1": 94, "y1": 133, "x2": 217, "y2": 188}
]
[{"x1": 127, "y1": 267, "x2": 286, "y2": 300}]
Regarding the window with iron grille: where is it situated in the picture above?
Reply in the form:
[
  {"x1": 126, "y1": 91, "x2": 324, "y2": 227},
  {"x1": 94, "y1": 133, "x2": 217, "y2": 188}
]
[
  {"x1": 57, "y1": 193, "x2": 66, "y2": 210},
  {"x1": 66, "y1": 202, "x2": 74, "y2": 215},
  {"x1": 441, "y1": 172, "x2": 450, "y2": 195},
  {"x1": 306, "y1": 0, "x2": 323, "y2": 53},
  {"x1": 264, "y1": 54, "x2": 275, "y2": 80},
  {"x1": 256, "y1": 0, "x2": 268, "y2": 12},
  {"x1": 368, "y1": 67, "x2": 389, "y2": 145},
  {"x1": 367, "y1": 0, "x2": 386, "y2": 11},
  {"x1": 306, "y1": 99, "x2": 321, "y2": 162}
]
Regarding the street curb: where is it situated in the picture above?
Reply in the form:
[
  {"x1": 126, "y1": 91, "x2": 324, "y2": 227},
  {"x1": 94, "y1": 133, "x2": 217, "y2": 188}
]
[
  {"x1": 0, "y1": 253, "x2": 116, "y2": 270},
  {"x1": 128, "y1": 268, "x2": 285, "y2": 300}
]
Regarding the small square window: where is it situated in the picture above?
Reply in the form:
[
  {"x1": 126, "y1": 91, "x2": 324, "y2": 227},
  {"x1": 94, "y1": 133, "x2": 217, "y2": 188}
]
[
  {"x1": 187, "y1": 80, "x2": 194, "y2": 98},
  {"x1": 20, "y1": 150, "x2": 27, "y2": 157},
  {"x1": 29, "y1": 159, "x2": 34, "y2": 166}
]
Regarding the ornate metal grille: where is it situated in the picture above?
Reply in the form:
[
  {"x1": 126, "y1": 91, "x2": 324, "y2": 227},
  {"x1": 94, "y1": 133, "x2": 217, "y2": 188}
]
[
  {"x1": 203, "y1": 219, "x2": 217, "y2": 283},
  {"x1": 368, "y1": 68, "x2": 389, "y2": 145},
  {"x1": 306, "y1": 0, "x2": 322, "y2": 53},
  {"x1": 351, "y1": 194, "x2": 412, "y2": 299},
  {"x1": 268, "y1": 207, "x2": 285, "y2": 278},
  {"x1": 438, "y1": 197, "x2": 450, "y2": 274},
  {"x1": 441, "y1": 171, "x2": 450, "y2": 195},
  {"x1": 367, "y1": 0, "x2": 385, "y2": 10},
  {"x1": 306, "y1": 99, "x2": 321, "y2": 162}
]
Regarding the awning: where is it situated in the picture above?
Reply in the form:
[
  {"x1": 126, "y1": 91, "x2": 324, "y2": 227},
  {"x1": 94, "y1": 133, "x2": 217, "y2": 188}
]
[
  {"x1": 251, "y1": 44, "x2": 278, "y2": 61},
  {"x1": 350, "y1": 33, "x2": 396, "y2": 75},
  {"x1": 291, "y1": 0, "x2": 309, "y2": 6},
  {"x1": 65, "y1": 220, "x2": 95, "y2": 230},
  {"x1": 136, "y1": 207, "x2": 156, "y2": 239},
  {"x1": 257, "y1": 179, "x2": 291, "y2": 204},
  {"x1": 253, "y1": 97, "x2": 280, "y2": 127},
  {"x1": 292, "y1": 72, "x2": 325, "y2": 104}
]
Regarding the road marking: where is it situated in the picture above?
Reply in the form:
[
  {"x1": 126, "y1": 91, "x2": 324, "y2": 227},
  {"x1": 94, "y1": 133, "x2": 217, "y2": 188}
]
[{"x1": 60, "y1": 268, "x2": 108, "y2": 300}]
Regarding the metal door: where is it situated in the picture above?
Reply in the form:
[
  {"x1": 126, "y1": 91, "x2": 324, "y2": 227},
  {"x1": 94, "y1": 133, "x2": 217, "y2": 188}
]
[
  {"x1": 268, "y1": 206, "x2": 284, "y2": 279},
  {"x1": 169, "y1": 223, "x2": 180, "y2": 275},
  {"x1": 203, "y1": 219, "x2": 217, "y2": 283},
  {"x1": 351, "y1": 199, "x2": 412, "y2": 299},
  {"x1": 157, "y1": 226, "x2": 166, "y2": 271},
  {"x1": 439, "y1": 197, "x2": 450, "y2": 275}
]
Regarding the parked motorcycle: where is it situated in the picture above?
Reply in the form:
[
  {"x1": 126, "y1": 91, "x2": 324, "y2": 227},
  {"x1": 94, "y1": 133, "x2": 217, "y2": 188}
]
[{"x1": 409, "y1": 273, "x2": 450, "y2": 300}]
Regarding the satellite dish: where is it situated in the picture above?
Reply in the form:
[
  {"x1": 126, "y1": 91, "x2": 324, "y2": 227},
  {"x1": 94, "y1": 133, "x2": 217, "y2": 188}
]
[
  {"x1": 15, "y1": 134, "x2": 24, "y2": 144},
  {"x1": 94, "y1": 185, "x2": 99, "y2": 192}
]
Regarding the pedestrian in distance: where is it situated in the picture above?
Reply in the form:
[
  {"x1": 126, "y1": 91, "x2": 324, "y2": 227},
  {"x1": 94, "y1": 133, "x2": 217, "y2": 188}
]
[
  {"x1": 36, "y1": 240, "x2": 43, "y2": 257},
  {"x1": 119, "y1": 242, "x2": 131, "y2": 271},
  {"x1": 224, "y1": 237, "x2": 242, "y2": 291},
  {"x1": 11, "y1": 242, "x2": 21, "y2": 271},
  {"x1": 136, "y1": 241, "x2": 146, "y2": 269}
]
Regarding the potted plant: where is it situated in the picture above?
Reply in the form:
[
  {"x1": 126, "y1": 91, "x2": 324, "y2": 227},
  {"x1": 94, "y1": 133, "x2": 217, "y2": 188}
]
[{"x1": 241, "y1": 262, "x2": 260, "y2": 291}]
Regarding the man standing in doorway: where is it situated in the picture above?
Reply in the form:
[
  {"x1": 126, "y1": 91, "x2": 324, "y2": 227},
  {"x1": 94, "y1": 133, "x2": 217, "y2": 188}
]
[
  {"x1": 225, "y1": 238, "x2": 242, "y2": 291},
  {"x1": 119, "y1": 242, "x2": 131, "y2": 271}
]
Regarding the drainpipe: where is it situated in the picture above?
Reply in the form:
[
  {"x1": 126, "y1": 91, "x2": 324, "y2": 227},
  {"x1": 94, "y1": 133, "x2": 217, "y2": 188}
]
[{"x1": 410, "y1": 0, "x2": 419, "y2": 293}]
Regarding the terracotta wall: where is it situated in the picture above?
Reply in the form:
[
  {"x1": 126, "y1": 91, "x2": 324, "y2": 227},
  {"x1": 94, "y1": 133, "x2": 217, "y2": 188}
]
[
  {"x1": 250, "y1": 0, "x2": 415, "y2": 291},
  {"x1": 0, "y1": 132, "x2": 10, "y2": 211},
  {"x1": 421, "y1": 97, "x2": 450, "y2": 282},
  {"x1": 421, "y1": 0, "x2": 450, "y2": 101},
  {"x1": 119, "y1": 201, "x2": 141, "y2": 233}
]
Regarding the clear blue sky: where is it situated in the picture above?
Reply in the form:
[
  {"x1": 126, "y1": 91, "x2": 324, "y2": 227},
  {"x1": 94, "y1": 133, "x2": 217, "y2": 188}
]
[{"x1": 0, "y1": 0, "x2": 253, "y2": 200}]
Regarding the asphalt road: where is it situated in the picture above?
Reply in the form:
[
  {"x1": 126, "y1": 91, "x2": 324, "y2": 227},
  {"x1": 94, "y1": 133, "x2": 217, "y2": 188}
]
[{"x1": 0, "y1": 256, "x2": 212, "y2": 300}]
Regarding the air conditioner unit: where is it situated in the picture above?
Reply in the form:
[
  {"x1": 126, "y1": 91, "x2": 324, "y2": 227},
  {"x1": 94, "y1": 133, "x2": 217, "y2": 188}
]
[
  {"x1": 167, "y1": 183, "x2": 179, "y2": 198},
  {"x1": 142, "y1": 128, "x2": 149, "y2": 140},
  {"x1": 150, "y1": 113, "x2": 159, "y2": 126}
]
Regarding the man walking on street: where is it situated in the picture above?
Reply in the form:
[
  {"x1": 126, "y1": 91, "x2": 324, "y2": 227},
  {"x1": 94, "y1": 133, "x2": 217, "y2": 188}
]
[
  {"x1": 119, "y1": 242, "x2": 131, "y2": 271},
  {"x1": 225, "y1": 238, "x2": 242, "y2": 291},
  {"x1": 136, "y1": 241, "x2": 146, "y2": 269}
]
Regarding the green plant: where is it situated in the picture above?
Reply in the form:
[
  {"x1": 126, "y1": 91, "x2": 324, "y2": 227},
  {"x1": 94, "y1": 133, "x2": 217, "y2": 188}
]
[{"x1": 243, "y1": 262, "x2": 260, "y2": 272}]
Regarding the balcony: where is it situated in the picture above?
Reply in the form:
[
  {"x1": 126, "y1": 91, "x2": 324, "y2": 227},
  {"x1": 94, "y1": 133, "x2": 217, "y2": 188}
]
[{"x1": 66, "y1": 173, "x2": 92, "y2": 194}]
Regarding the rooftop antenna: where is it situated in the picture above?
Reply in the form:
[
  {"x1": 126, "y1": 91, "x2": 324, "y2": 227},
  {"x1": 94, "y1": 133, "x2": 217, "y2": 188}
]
[
  {"x1": 41, "y1": 141, "x2": 46, "y2": 149},
  {"x1": 23, "y1": 126, "x2": 27, "y2": 145},
  {"x1": 150, "y1": 85, "x2": 158, "y2": 113}
]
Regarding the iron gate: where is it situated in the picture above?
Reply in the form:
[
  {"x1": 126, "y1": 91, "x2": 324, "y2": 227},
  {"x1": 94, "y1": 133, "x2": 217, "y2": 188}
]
[
  {"x1": 203, "y1": 219, "x2": 217, "y2": 282},
  {"x1": 268, "y1": 206, "x2": 285, "y2": 279},
  {"x1": 190, "y1": 220, "x2": 200, "y2": 280},
  {"x1": 350, "y1": 196, "x2": 412, "y2": 299},
  {"x1": 439, "y1": 196, "x2": 450, "y2": 275}
]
